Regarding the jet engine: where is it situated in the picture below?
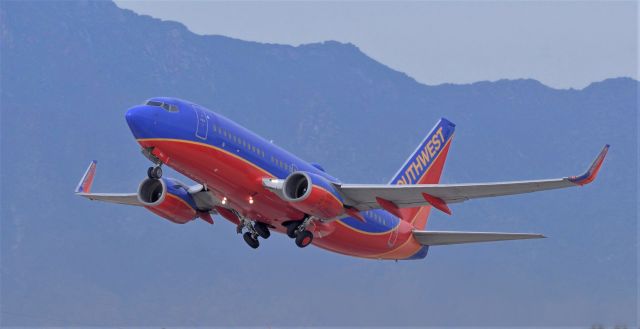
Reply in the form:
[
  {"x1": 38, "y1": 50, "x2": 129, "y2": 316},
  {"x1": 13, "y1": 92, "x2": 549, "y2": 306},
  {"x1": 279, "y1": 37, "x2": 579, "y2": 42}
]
[
  {"x1": 137, "y1": 177, "x2": 198, "y2": 224},
  {"x1": 282, "y1": 171, "x2": 345, "y2": 219}
]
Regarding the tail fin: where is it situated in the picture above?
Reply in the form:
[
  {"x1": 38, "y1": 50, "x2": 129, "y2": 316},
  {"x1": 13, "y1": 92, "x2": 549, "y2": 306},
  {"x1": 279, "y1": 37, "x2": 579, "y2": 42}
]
[{"x1": 389, "y1": 118, "x2": 455, "y2": 229}]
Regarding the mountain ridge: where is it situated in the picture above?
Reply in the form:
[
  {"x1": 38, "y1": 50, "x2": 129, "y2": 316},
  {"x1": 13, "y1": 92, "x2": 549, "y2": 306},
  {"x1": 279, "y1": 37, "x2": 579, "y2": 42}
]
[{"x1": 116, "y1": 0, "x2": 636, "y2": 92}]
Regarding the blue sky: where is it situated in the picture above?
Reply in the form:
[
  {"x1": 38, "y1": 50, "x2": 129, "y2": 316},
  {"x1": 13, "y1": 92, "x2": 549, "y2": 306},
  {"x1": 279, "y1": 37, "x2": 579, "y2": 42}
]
[{"x1": 115, "y1": 0, "x2": 638, "y2": 89}]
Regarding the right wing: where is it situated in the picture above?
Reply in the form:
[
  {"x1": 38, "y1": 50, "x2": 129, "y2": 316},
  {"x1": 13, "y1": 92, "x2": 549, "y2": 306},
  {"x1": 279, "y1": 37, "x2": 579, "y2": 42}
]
[
  {"x1": 413, "y1": 230, "x2": 545, "y2": 246},
  {"x1": 74, "y1": 161, "x2": 144, "y2": 206},
  {"x1": 337, "y1": 145, "x2": 609, "y2": 214}
]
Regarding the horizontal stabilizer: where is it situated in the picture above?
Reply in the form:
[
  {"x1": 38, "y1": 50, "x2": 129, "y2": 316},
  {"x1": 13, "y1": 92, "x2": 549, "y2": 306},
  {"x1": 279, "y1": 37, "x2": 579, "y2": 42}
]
[{"x1": 413, "y1": 230, "x2": 545, "y2": 246}]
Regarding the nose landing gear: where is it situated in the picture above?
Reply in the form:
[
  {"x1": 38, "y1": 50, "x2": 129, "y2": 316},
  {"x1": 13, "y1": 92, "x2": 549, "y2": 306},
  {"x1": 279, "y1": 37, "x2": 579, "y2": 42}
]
[
  {"x1": 142, "y1": 147, "x2": 163, "y2": 179},
  {"x1": 147, "y1": 166, "x2": 163, "y2": 179}
]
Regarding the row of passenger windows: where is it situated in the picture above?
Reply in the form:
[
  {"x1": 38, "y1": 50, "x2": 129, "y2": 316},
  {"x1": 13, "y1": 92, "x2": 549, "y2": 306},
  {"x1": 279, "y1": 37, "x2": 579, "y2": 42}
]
[
  {"x1": 212, "y1": 124, "x2": 266, "y2": 158},
  {"x1": 213, "y1": 123, "x2": 296, "y2": 174},
  {"x1": 270, "y1": 155, "x2": 295, "y2": 173},
  {"x1": 364, "y1": 210, "x2": 389, "y2": 226}
]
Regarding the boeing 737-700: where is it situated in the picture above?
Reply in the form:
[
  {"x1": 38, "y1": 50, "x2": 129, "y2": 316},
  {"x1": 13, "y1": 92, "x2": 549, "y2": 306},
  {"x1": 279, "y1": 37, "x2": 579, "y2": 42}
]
[{"x1": 76, "y1": 97, "x2": 608, "y2": 260}]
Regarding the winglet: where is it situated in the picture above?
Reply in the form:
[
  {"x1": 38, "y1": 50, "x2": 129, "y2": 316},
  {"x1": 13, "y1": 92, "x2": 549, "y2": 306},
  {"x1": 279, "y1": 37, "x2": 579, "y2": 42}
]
[
  {"x1": 568, "y1": 144, "x2": 609, "y2": 186},
  {"x1": 75, "y1": 160, "x2": 97, "y2": 193}
]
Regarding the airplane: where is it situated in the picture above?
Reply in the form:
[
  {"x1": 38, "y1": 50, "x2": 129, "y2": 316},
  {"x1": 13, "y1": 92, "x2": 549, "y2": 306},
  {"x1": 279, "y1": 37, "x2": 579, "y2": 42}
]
[{"x1": 75, "y1": 97, "x2": 609, "y2": 260}]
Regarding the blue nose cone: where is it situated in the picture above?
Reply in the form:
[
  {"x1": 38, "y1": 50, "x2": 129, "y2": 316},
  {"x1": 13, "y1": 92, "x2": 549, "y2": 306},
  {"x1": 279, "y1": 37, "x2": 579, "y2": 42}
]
[{"x1": 126, "y1": 106, "x2": 155, "y2": 139}]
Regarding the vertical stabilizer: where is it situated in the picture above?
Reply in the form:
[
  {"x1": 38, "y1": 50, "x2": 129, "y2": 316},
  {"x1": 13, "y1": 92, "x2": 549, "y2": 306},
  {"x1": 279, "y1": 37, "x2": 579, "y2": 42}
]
[{"x1": 389, "y1": 118, "x2": 455, "y2": 229}]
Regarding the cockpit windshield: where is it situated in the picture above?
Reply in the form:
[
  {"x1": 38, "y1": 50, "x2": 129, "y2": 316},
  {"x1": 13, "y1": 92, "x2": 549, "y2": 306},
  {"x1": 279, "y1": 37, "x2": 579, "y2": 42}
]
[{"x1": 146, "y1": 100, "x2": 179, "y2": 112}]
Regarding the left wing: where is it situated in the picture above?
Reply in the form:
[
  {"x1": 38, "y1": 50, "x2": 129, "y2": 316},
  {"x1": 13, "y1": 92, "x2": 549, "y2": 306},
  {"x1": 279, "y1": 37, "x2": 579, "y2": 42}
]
[
  {"x1": 74, "y1": 160, "x2": 143, "y2": 206},
  {"x1": 76, "y1": 192, "x2": 142, "y2": 206},
  {"x1": 337, "y1": 145, "x2": 609, "y2": 214}
]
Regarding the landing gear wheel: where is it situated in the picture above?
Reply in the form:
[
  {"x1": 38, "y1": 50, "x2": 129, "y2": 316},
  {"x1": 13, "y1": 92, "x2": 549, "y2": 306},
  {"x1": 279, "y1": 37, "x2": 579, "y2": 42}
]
[
  {"x1": 295, "y1": 230, "x2": 313, "y2": 248},
  {"x1": 254, "y1": 222, "x2": 271, "y2": 239},
  {"x1": 243, "y1": 232, "x2": 259, "y2": 249},
  {"x1": 286, "y1": 222, "x2": 299, "y2": 239},
  {"x1": 147, "y1": 166, "x2": 163, "y2": 179}
]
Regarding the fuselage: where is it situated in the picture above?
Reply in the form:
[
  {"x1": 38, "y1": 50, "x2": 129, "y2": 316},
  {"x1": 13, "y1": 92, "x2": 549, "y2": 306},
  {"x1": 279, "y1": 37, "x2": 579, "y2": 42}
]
[{"x1": 125, "y1": 97, "x2": 428, "y2": 260}]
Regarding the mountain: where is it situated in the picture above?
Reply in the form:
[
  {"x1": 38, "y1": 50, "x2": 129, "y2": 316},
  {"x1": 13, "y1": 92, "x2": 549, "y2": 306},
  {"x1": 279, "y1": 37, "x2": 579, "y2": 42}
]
[{"x1": 1, "y1": 1, "x2": 637, "y2": 326}]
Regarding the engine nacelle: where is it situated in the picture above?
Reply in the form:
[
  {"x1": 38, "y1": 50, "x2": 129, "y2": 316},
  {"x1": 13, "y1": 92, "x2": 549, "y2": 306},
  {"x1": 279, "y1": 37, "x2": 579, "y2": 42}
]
[
  {"x1": 282, "y1": 171, "x2": 345, "y2": 219},
  {"x1": 137, "y1": 177, "x2": 198, "y2": 224}
]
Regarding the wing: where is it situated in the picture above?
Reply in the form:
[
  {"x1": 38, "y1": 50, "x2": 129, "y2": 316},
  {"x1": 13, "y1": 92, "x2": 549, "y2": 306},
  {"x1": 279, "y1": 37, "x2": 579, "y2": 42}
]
[
  {"x1": 338, "y1": 145, "x2": 609, "y2": 214},
  {"x1": 413, "y1": 230, "x2": 545, "y2": 246},
  {"x1": 76, "y1": 192, "x2": 142, "y2": 206},
  {"x1": 74, "y1": 161, "x2": 144, "y2": 206}
]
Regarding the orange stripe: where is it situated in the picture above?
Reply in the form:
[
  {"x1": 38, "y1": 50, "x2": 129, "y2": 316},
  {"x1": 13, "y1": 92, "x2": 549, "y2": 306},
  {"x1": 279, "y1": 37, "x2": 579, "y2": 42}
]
[
  {"x1": 166, "y1": 193, "x2": 195, "y2": 211},
  {"x1": 369, "y1": 234, "x2": 422, "y2": 259},
  {"x1": 334, "y1": 219, "x2": 399, "y2": 236},
  {"x1": 313, "y1": 185, "x2": 343, "y2": 206},
  {"x1": 138, "y1": 138, "x2": 276, "y2": 177}
]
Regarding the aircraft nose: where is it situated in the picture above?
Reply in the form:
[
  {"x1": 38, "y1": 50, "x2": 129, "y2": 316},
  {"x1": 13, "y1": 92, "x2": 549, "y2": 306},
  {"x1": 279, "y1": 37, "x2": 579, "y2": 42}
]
[{"x1": 126, "y1": 105, "x2": 156, "y2": 139}]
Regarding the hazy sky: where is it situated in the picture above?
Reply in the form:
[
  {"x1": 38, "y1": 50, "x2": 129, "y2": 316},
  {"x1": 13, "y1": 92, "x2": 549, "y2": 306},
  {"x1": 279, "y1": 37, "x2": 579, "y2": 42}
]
[{"x1": 115, "y1": 1, "x2": 638, "y2": 89}]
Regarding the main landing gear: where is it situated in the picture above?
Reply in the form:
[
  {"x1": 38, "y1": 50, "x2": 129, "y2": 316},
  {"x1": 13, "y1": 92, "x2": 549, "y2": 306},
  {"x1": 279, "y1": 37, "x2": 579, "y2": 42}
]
[
  {"x1": 243, "y1": 232, "x2": 259, "y2": 249},
  {"x1": 284, "y1": 217, "x2": 314, "y2": 248},
  {"x1": 237, "y1": 215, "x2": 271, "y2": 249},
  {"x1": 254, "y1": 221, "x2": 271, "y2": 239},
  {"x1": 147, "y1": 165, "x2": 163, "y2": 179}
]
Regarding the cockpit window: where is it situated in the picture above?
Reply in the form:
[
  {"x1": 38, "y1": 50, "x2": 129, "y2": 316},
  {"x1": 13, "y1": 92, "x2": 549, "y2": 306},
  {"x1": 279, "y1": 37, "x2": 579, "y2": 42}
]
[
  {"x1": 163, "y1": 103, "x2": 179, "y2": 112},
  {"x1": 146, "y1": 100, "x2": 179, "y2": 112}
]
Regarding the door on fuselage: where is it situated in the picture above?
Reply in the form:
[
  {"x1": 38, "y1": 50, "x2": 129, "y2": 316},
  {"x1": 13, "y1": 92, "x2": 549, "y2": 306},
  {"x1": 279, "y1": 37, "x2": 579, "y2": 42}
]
[
  {"x1": 387, "y1": 226, "x2": 399, "y2": 247},
  {"x1": 194, "y1": 105, "x2": 208, "y2": 140}
]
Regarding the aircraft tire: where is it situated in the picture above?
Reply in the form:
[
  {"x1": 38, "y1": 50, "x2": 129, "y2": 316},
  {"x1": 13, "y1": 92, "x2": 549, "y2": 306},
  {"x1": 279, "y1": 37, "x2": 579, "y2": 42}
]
[
  {"x1": 295, "y1": 230, "x2": 313, "y2": 248},
  {"x1": 254, "y1": 222, "x2": 270, "y2": 239},
  {"x1": 147, "y1": 166, "x2": 162, "y2": 179},
  {"x1": 243, "y1": 232, "x2": 259, "y2": 249},
  {"x1": 152, "y1": 166, "x2": 162, "y2": 179},
  {"x1": 285, "y1": 222, "x2": 299, "y2": 239}
]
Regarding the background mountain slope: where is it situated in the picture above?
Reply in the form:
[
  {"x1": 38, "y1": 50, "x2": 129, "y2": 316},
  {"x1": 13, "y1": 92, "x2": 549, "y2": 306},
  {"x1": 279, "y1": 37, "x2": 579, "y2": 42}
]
[{"x1": 1, "y1": 1, "x2": 637, "y2": 326}]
